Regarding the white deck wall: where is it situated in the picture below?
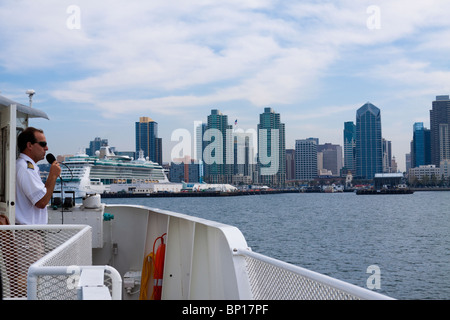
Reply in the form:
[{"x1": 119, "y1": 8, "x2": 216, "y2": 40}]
[{"x1": 96, "y1": 204, "x2": 252, "y2": 300}]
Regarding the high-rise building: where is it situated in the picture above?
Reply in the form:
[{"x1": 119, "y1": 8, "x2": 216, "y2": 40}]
[
  {"x1": 86, "y1": 137, "x2": 109, "y2": 156},
  {"x1": 231, "y1": 132, "x2": 257, "y2": 185},
  {"x1": 356, "y1": 102, "x2": 383, "y2": 179},
  {"x1": 411, "y1": 122, "x2": 431, "y2": 168},
  {"x1": 203, "y1": 109, "x2": 233, "y2": 183},
  {"x1": 135, "y1": 116, "x2": 162, "y2": 165},
  {"x1": 430, "y1": 95, "x2": 450, "y2": 166},
  {"x1": 391, "y1": 156, "x2": 398, "y2": 173},
  {"x1": 257, "y1": 107, "x2": 286, "y2": 186},
  {"x1": 295, "y1": 138, "x2": 317, "y2": 180},
  {"x1": 285, "y1": 149, "x2": 295, "y2": 181},
  {"x1": 233, "y1": 132, "x2": 255, "y2": 177},
  {"x1": 317, "y1": 143, "x2": 343, "y2": 176},
  {"x1": 382, "y1": 138, "x2": 392, "y2": 173},
  {"x1": 405, "y1": 153, "x2": 411, "y2": 173},
  {"x1": 343, "y1": 121, "x2": 356, "y2": 174},
  {"x1": 194, "y1": 122, "x2": 207, "y2": 182}
]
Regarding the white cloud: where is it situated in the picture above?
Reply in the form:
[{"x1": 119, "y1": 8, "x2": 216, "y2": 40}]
[
  {"x1": 367, "y1": 58, "x2": 450, "y2": 97},
  {"x1": 4, "y1": 0, "x2": 448, "y2": 108},
  {"x1": 37, "y1": 2, "x2": 340, "y2": 115}
]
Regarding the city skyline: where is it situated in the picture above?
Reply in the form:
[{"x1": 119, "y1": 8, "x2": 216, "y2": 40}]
[
  {"x1": 30, "y1": 98, "x2": 446, "y2": 174},
  {"x1": 2, "y1": 1, "x2": 450, "y2": 173}
]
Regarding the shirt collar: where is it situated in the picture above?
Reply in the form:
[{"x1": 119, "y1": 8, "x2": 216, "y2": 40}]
[{"x1": 19, "y1": 153, "x2": 37, "y2": 166}]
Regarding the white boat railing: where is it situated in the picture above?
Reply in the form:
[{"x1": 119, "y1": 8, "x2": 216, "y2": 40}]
[
  {"x1": 0, "y1": 224, "x2": 121, "y2": 300},
  {"x1": 27, "y1": 265, "x2": 122, "y2": 300},
  {"x1": 235, "y1": 248, "x2": 393, "y2": 300}
]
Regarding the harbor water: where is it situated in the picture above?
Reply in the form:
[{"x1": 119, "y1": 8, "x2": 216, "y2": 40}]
[{"x1": 102, "y1": 191, "x2": 450, "y2": 300}]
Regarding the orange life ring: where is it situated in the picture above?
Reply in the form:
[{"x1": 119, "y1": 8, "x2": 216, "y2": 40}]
[{"x1": 152, "y1": 233, "x2": 166, "y2": 300}]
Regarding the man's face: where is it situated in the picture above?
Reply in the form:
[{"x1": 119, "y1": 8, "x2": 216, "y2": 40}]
[{"x1": 29, "y1": 131, "x2": 48, "y2": 163}]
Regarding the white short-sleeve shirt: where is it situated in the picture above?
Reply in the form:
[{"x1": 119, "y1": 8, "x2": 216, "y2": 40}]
[{"x1": 15, "y1": 153, "x2": 48, "y2": 225}]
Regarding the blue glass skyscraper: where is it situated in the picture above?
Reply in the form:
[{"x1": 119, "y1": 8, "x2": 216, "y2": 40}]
[
  {"x1": 411, "y1": 122, "x2": 431, "y2": 168},
  {"x1": 135, "y1": 116, "x2": 162, "y2": 165},
  {"x1": 343, "y1": 121, "x2": 356, "y2": 174},
  {"x1": 356, "y1": 102, "x2": 382, "y2": 179}
]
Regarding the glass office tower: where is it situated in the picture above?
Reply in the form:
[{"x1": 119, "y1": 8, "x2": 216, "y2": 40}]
[
  {"x1": 343, "y1": 121, "x2": 356, "y2": 174},
  {"x1": 430, "y1": 95, "x2": 450, "y2": 166},
  {"x1": 135, "y1": 116, "x2": 162, "y2": 165},
  {"x1": 411, "y1": 122, "x2": 431, "y2": 168},
  {"x1": 356, "y1": 102, "x2": 383, "y2": 179},
  {"x1": 257, "y1": 107, "x2": 286, "y2": 186}
]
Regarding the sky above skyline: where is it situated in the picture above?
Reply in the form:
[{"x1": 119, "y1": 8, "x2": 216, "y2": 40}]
[{"x1": 2, "y1": 0, "x2": 450, "y2": 172}]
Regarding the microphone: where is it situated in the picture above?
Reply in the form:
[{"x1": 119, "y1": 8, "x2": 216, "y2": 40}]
[
  {"x1": 46, "y1": 153, "x2": 56, "y2": 164},
  {"x1": 46, "y1": 152, "x2": 64, "y2": 182}
]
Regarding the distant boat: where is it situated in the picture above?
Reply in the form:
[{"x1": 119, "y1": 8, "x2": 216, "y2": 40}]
[{"x1": 356, "y1": 188, "x2": 414, "y2": 195}]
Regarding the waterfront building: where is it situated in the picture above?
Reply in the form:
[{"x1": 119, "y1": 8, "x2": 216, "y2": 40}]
[
  {"x1": 295, "y1": 138, "x2": 317, "y2": 180},
  {"x1": 170, "y1": 157, "x2": 200, "y2": 183},
  {"x1": 374, "y1": 173, "x2": 404, "y2": 189},
  {"x1": 382, "y1": 139, "x2": 392, "y2": 173},
  {"x1": 405, "y1": 153, "x2": 411, "y2": 173},
  {"x1": 194, "y1": 122, "x2": 207, "y2": 182},
  {"x1": 440, "y1": 160, "x2": 450, "y2": 179},
  {"x1": 86, "y1": 137, "x2": 108, "y2": 156},
  {"x1": 408, "y1": 165, "x2": 441, "y2": 184},
  {"x1": 203, "y1": 109, "x2": 233, "y2": 183},
  {"x1": 343, "y1": 121, "x2": 356, "y2": 174},
  {"x1": 430, "y1": 95, "x2": 450, "y2": 166},
  {"x1": 285, "y1": 149, "x2": 295, "y2": 181},
  {"x1": 257, "y1": 107, "x2": 286, "y2": 186},
  {"x1": 135, "y1": 116, "x2": 162, "y2": 165},
  {"x1": 233, "y1": 132, "x2": 256, "y2": 184},
  {"x1": 411, "y1": 122, "x2": 431, "y2": 168},
  {"x1": 317, "y1": 143, "x2": 343, "y2": 177},
  {"x1": 391, "y1": 156, "x2": 398, "y2": 173},
  {"x1": 356, "y1": 102, "x2": 383, "y2": 179}
]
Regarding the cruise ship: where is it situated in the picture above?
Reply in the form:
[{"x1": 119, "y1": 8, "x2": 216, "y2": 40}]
[{"x1": 56, "y1": 147, "x2": 169, "y2": 198}]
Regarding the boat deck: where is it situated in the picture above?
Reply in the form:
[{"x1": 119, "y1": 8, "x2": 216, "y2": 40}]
[{"x1": 1, "y1": 203, "x2": 393, "y2": 300}]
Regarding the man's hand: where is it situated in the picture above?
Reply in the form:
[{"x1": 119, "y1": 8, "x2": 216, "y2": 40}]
[
  {"x1": 49, "y1": 161, "x2": 61, "y2": 179},
  {"x1": 35, "y1": 162, "x2": 61, "y2": 209}
]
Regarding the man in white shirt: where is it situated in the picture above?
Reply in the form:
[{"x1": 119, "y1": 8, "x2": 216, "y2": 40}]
[
  {"x1": 12, "y1": 127, "x2": 62, "y2": 296},
  {"x1": 15, "y1": 127, "x2": 61, "y2": 225}
]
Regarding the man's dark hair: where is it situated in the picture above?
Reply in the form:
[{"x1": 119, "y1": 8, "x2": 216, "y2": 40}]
[{"x1": 17, "y1": 127, "x2": 44, "y2": 152}]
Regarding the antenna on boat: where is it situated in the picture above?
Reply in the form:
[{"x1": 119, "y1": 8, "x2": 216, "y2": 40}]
[{"x1": 26, "y1": 89, "x2": 35, "y2": 107}]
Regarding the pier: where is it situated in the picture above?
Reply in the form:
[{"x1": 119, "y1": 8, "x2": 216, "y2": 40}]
[
  {"x1": 355, "y1": 188, "x2": 414, "y2": 195},
  {"x1": 100, "y1": 188, "x2": 323, "y2": 198}
]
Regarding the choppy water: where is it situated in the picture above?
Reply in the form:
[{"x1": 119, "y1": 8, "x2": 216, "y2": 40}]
[{"x1": 103, "y1": 191, "x2": 450, "y2": 299}]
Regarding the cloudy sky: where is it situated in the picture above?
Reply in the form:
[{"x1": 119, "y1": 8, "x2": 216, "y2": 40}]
[{"x1": 1, "y1": 0, "x2": 450, "y2": 171}]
